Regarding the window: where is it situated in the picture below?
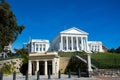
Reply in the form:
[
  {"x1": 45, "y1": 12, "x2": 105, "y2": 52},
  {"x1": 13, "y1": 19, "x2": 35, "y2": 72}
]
[
  {"x1": 43, "y1": 44, "x2": 46, "y2": 51},
  {"x1": 40, "y1": 44, "x2": 42, "y2": 51},
  {"x1": 43, "y1": 48, "x2": 45, "y2": 51},
  {"x1": 36, "y1": 44, "x2": 38, "y2": 51}
]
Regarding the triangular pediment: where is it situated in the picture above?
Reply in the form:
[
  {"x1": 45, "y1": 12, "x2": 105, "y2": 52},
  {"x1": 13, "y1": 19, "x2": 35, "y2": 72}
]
[{"x1": 60, "y1": 27, "x2": 88, "y2": 35}]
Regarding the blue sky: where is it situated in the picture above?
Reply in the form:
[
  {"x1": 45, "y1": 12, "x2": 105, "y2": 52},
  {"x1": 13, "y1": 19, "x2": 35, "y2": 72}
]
[{"x1": 6, "y1": 0, "x2": 120, "y2": 51}]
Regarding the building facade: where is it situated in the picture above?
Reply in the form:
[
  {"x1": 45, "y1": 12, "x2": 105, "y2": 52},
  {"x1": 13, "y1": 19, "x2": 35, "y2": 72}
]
[
  {"x1": 27, "y1": 27, "x2": 104, "y2": 53},
  {"x1": 27, "y1": 27, "x2": 104, "y2": 75},
  {"x1": 28, "y1": 39, "x2": 50, "y2": 53},
  {"x1": 51, "y1": 27, "x2": 104, "y2": 53},
  {"x1": 28, "y1": 52, "x2": 59, "y2": 75},
  {"x1": 88, "y1": 41, "x2": 103, "y2": 52}
]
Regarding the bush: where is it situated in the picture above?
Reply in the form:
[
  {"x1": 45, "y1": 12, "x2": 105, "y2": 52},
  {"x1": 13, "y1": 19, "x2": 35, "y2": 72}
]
[{"x1": 0, "y1": 64, "x2": 12, "y2": 74}]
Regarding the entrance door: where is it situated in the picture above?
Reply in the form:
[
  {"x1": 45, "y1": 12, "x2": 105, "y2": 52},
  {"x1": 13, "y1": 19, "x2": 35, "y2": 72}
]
[
  {"x1": 32, "y1": 61, "x2": 36, "y2": 75},
  {"x1": 47, "y1": 61, "x2": 52, "y2": 75},
  {"x1": 39, "y1": 61, "x2": 45, "y2": 75}
]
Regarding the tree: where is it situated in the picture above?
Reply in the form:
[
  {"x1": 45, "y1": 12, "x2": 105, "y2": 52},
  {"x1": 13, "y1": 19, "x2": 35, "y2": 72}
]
[
  {"x1": 116, "y1": 46, "x2": 120, "y2": 54},
  {"x1": 14, "y1": 48, "x2": 28, "y2": 64},
  {"x1": 14, "y1": 48, "x2": 28, "y2": 75},
  {"x1": 108, "y1": 48, "x2": 116, "y2": 53},
  {"x1": 0, "y1": 0, "x2": 24, "y2": 52}
]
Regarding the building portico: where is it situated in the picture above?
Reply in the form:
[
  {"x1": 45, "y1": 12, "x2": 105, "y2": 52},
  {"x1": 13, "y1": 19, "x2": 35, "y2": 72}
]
[
  {"x1": 51, "y1": 27, "x2": 90, "y2": 52},
  {"x1": 60, "y1": 35, "x2": 88, "y2": 52},
  {"x1": 28, "y1": 52, "x2": 59, "y2": 75}
]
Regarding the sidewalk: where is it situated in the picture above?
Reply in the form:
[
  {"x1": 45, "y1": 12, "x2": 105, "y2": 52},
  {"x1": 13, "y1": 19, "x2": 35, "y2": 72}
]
[{"x1": 3, "y1": 74, "x2": 99, "y2": 80}]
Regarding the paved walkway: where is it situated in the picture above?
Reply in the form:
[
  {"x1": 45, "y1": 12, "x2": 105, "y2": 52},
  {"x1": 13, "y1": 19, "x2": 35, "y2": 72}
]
[
  {"x1": 2, "y1": 74, "x2": 120, "y2": 80},
  {"x1": 2, "y1": 74, "x2": 98, "y2": 80}
]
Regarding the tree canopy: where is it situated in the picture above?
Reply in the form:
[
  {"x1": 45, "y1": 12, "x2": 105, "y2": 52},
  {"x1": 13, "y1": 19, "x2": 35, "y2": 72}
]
[
  {"x1": 14, "y1": 48, "x2": 28, "y2": 64},
  {"x1": 0, "y1": 0, "x2": 24, "y2": 52},
  {"x1": 109, "y1": 46, "x2": 120, "y2": 54}
]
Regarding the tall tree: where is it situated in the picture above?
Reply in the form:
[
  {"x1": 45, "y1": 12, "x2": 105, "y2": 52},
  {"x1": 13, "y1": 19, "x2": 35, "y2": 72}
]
[
  {"x1": 116, "y1": 46, "x2": 120, "y2": 54},
  {"x1": 0, "y1": 0, "x2": 24, "y2": 52},
  {"x1": 109, "y1": 48, "x2": 116, "y2": 53}
]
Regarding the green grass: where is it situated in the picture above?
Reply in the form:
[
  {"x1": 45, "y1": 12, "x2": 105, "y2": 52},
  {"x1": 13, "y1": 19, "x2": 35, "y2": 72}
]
[
  {"x1": 58, "y1": 52, "x2": 120, "y2": 69},
  {"x1": 91, "y1": 53, "x2": 120, "y2": 69}
]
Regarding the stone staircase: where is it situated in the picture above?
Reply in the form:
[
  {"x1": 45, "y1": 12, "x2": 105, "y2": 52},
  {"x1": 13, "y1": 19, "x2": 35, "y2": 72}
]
[{"x1": 75, "y1": 55, "x2": 98, "y2": 70}]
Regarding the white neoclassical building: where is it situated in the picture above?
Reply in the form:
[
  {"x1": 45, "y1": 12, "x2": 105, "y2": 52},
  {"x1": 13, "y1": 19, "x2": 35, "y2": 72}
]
[
  {"x1": 27, "y1": 27, "x2": 104, "y2": 53},
  {"x1": 27, "y1": 39, "x2": 59, "y2": 75},
  {"x1": 27, "y1": 39, "x2": 50, "y2": 53},
  {"x1": 27, "y1": 27, "x2": 104, "y2": 75},
  {"x1": 88, "y1": 41, "x2": 103, "y2": 52},
  {"x1": 51, "y1": 27, "x2": 104, "y2": 52},
  {"x1": 28, "y1": 52, "x2": 59, "y2": 75}
]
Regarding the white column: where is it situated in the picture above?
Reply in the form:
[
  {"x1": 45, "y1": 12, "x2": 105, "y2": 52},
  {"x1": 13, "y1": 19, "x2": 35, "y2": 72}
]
[
  {"x1": 83, "y1": 38, "x2": 86, "y2": 51},
  {"x1": 41, "y1": 44, "x2": 43, "y2": 52},
  {"x1": 44, "y1": 44, "x2": 46, "y2": 51},
  {"x1": 99, "y1": 44, "x2": 103, "y2": 52},
  {"x1": 87, "y1": 53, "x2": 93, "y2": 76},
  {"x1": 84, "y1": 37, "x2": 87, "y2": 52},
  {"x1": 34, "y1": 43, "x2": 36, "y2": 52},
  {"x1": 81, "y1": 37, "x2": 84, "y2": 50},
  {"x1": 71, "y1": 36, "x2": 73, "y2": 51},
  {"x1": 76, "y1": 37, "x2": 79, "y2": 51},
  {"x1": 36, "y1": 60, "x2": 39, "y2": 71},
  {"x1": 56, "y1": 58, "x2": 59, "y2": 74},
  {"x1": 32, "y1": 42, "x2": 34, "y2": 52},
  {"x1": 66, "y1": 36, "x2": 68, "y2": 51},
  {"x1": 83, "y1": 38, "x2": 85, "y2": 51},
  {"x1": 52, "y1": 59, "x2": 55, "y2": 75},
  {"x1": 31, "y1": 42, "x2": 33, "y2": 52},
  {"x1": 61, "y1": 36, "x2": 63, "y2": 51},
  {"x1": 45, "y1": 60, "x2": 48, "y2": 75},
  {"x1": 38, "y1": 44, "x2": 40, "y2": 52},
  {"x1": 28, "y1": 60, "x2": 32, "y2": 75},
  {"x1": 86, "y1": 37, "x2": 89, "y2": 52}
]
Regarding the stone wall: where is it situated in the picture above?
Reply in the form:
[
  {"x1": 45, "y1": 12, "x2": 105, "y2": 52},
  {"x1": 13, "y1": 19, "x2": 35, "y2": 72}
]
[
  {"x1": 93, "y1": 69, "x2": 120, "y2": 77},
  {"x1": 0, "y1": 58, "x2": 23, "y2": 73},
  {"x1": 59, "y1": 57, "x2": 71, "y2": 73}
]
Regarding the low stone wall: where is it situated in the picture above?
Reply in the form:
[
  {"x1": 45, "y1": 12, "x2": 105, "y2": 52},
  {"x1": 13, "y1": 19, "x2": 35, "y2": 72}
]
[
  {"x1": 59, "y1": 57, "x2": 71, "y2": 73},
  {"x1": 93, "y1": 69, "x2": 120, "y2": 77},
  {"x1": 0, "y1": 58, "x2": 23, "y2": 72}
]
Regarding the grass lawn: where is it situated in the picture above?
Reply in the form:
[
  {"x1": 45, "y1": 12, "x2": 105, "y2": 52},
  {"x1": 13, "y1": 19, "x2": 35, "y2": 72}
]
[
  {"x1": 91, "y1": 53, "x2": 120, "y2": 69},
  {"x1": 58, "y1": 52, "x2": 120, "y2": 69}
]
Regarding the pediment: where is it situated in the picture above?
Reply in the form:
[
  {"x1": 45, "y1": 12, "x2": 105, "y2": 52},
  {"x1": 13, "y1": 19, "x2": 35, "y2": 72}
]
[{"x1": 60, "y1": 27, "x2": 88, "y2": 35}]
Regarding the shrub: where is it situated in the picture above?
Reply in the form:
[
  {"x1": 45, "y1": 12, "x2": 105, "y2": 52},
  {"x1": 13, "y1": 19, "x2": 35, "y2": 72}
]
[{"x1": 0, "y1": 64, "x2": 12, "y2": 74}]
